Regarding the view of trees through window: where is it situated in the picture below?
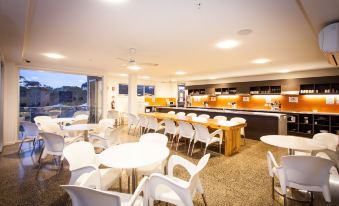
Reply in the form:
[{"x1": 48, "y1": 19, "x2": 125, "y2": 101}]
[{"x1": 19, "y1": 69, "x2": 89, "y2": 121}]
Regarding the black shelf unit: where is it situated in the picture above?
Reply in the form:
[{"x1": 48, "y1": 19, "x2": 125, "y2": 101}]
[
  {"x1": 286, "y1": 113, "x2": 339, "y2": 137},
  {"x1": 214, "y1": 87, "x2": 237, "y2": 95},
  {"x1": 300, "y1": 83, "x2": 339, "y2": 94},
  {"x1": 188, "y1": 88, "x2": 207, "y2": 96},
  {"x1": 249, "y1": 85, "x2": 281, "y2": 94}
]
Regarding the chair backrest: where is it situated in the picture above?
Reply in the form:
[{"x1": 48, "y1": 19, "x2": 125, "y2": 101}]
[
  {"x1": 41, "y1": 123, "x2": 61, "y2": 133},
  {"x1": 98, "y1": 118, "x2": 114, "y2": 132},
  {"x1": 313, "y1": 133, "x2": 338, "y2": 151},
  {"x1": 192, "y1": 123, "x2": 210, "y2": 143},
  {"x1": 103, "y1": 127, "x2": 120, "y2": 146},
  {"x1": 178, "y1": 121, "x2": 195, "y2": 139},
  {"x1": 266, "y1": 151, "x2": 278, "y2": 177},
  {"x1": 61, "y1": 177, "x2": 148, "y2": 206},
  {"x1": 21, "y1": 121, "x2": 39, "y2": 137},
  {"x1": 198, "y1": 114, "x2": 210, "y2": 119},
  {"x1": 164, "y1": 119, "x2": 176, "y2": 135},
  {"x1": 40, "y1": 132, "x2": 65, "y2": 153},
  {"x1": 186, "y1": 113, "x2": 197, "y2": 118},
  {"x1": 213, "y1": 116, "x2": 227, "y2": 121},
  {"x1": 75, "y1": 114, "x2": 89, "y2": 121},
  {"x1": 176, "y1": 112, "x2": 186, "y2": 117},
  {"x1": 107, "y1": 110, "x2": 120, "y2": 119},
  {"x1": 167, "y1": 111, "x2": 176, "y2": 115},
  {"x1": 280, "y1": 155, "x2": 334, "y2": 202},
  {"x1": 230, "y1": 117, "x2": 246, "y2": 135},
  {"x1": 34, "y1": 116, "x2": 52, "y2": 128},
  {"x1": 140, "y1": 133, "x2": 168, "y2": 146},
  {"x1": 188, "y1": 154, "x2": 210, "y2": 196},
  {"x1": 128, "y1": 113, "x2": 138, "y2": 127},
  {"x1": 63, "y1": 141, "x2": 98, "y2": 171},
  {"x1": 138, "y1": 115, "x2": 148, "y2": 127},
  {"x1": 147, "y1": 116, "x2": 158, "y2": 130}
]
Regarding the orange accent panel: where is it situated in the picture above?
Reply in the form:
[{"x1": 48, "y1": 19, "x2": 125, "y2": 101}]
[
  {"x1": 191, "y1": 95, "x2": 339, "y2": 113},
  {"x1": 145, "y1": 97, "x2": 176, "y2": 106}
]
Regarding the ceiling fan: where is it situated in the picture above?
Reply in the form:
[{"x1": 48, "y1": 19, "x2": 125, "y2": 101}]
[{"x1": 116, "y1": 48, "x2": 159, "y2": 70}]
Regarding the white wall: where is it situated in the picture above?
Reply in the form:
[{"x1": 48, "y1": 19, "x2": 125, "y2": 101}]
[{"x1": 105, "y1": 75, "x2": 177, "y2": 114}]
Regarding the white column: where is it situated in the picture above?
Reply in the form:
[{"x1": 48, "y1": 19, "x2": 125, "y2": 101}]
[{"x1": 128, "y1": 74, "x2": 138, "y2": 115}]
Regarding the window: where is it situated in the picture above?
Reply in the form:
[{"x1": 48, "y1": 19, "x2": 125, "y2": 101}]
[
  {"x1": 118, "y1": 84, "x2": 155, "y2": 96},
  {"x1": 145, "y1": 85, "x2": 155, "y2": 96},
  {"x1": 137, "y1": 85, "x2": 144, "y2": 96},
  {"x1": 118, "y1": 84, "x2": 128, "y2": 95}
]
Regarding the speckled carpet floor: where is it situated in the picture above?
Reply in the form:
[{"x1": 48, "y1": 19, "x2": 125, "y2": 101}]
[{"x1": 0, "y1": 126, "x2": 338, "y2": 206}]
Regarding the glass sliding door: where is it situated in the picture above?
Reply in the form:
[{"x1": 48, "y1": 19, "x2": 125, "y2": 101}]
[{"x1": 18, "y1": 69, "x2": 103, "y2": 139}]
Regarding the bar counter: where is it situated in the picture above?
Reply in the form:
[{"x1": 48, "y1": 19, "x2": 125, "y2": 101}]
[{"x1": 155, "y1": 106, "x2": 288, "y2": 140}]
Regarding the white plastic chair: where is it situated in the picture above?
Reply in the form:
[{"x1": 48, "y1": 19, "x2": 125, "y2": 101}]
[
  {"x1": 313, "y1": 133, "x2": 338, "y2": 152},
  {"x1": 176, "y1": 121, "x2": 195, "y2": 154},
  {"x1": 63, "y1": 141, "x2": 121, "y2": 191},
  {"x1": 167, "y1": 111, "x2": 176, "y2": 115},
  {"x1": 278, "y1": 155, "x2": 335, "y2": 205},
  {"x1": 296, "y1": 133, "x2": 339, "y2": 156},
  {"x1": 213, "y1": 116, "x2": 227, "y2": 121},
  {"x1": 186, "y1": 113, "x2": 197, "y2": 118},
  {"x1": 38, "y1": 132, "x2": 65, "y2": 173},
  {"x1": 176, "y1": 112, "x2": 186, "y2": 117},
  {"x1": 137, "y1": 115, "x2": 148, "y2": 136},
  {"x1": 89, "y1": 127, "x2": 120, "y2": 150},
  {"x1": 191, "y1": 123, "x2": 223, "y2": 156},
  {"x1": 18, "y1": 121, "x2": 41, "y2": 155},
  {"x1": 128, "y1": 113, "x2": 139, "y2": 136},
  {"x1": 163, "y1": 119, "x2": 178, "y2": 147},
  {"x1": 140, "y1": 133, "x2": 168, "y2": 146},
  {"x1": 40, "y1": 123, "x2": 64, "y2": 135},
  {"x1": 198, "y1": 114, "x2": 210, "y2": 119},
  {"x1": 148, "y1": 154, "x2": 210, "y2": 206},
  {"x1": 315, "y1": 152, "x2": 339, "y2": 175},
  {"x1": 34, "y1": 116, "x2": 52, "y2": 130},
  {"x1": 230, "y1": 117, "x2": 246, "y2": 144},
  {"x1": 61, "y1": 176, "x2": 148, "y2": 206},
  {"x1": 146, "y1": 116, "x2": 164, "y2": 133},
  {"x1": 266, "y1": 151, "x2": 282, "y2": 201}
]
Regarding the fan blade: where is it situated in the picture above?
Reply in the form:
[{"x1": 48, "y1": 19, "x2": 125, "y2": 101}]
[
  {"x1": 115, "y1": 57, "x2": 129, "y2": 62},
  {"x1": 138, "y1": 62, "x2": 159, "y2": 67}
]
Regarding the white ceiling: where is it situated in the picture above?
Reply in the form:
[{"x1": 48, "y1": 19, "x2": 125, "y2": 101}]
[{"x1": 1, "y1": 0, "x2": 339, "y2": 81}]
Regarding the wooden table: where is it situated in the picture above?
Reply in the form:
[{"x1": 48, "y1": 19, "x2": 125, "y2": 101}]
[{"x1": 140, "y1": 112, "x2": 247, "y2": 156}]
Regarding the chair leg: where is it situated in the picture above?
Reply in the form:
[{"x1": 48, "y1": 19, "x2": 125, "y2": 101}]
[
  {"x1": 128, "y1": 176, "x2": 130, "y2": 193},
  {"x1": 176, "y1": 137, "x2": 180, "y2": 151},
  {"x1": 18, "y1": 138, "x2": 25, "y2": 154},
  {"x1": 283, "y1": 195, "x2": 287, "y2": 206},
  {"x1": 57, "y1": 156, "x2": 63, "y2": 175},
  {"x1": 187, "y1": 140, "x2": 192, "y2": 155},
  {"x1": 310, "y1": 192, "x2": 314, "y2": 206},
  {"x1": 119, "y1": 177, "x2": 122, "y2": 192},
  {"x1": 202, "y1": 193, "x2": 207, "y2": 206},
  {"x1": 38, "y1": 147, "x2": 44, "y2": 164},
  {"x1": 204, "y1": 145, "x2": 208, "y2": 155},
  {"x1": 128, "y1": 127, "x2": 131, "y2": 135},
  {"x1": 271, "y1": 177, "x2": 275, "y2": 200},
  {"x1": 219, "y1": 143, "x2": 222, "y2": 154},
  {"x1": 170, "y1": 134, "x2": 175, "y2": 148},
  {"x1": 31, "y1": 139, "x2": 36, "y2": 156},
  {"x1": 191, "y1": 142, "x2": 196, "y2": 156}
]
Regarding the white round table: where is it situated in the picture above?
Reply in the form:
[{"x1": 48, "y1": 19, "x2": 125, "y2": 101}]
[
  {"x1": 99, "y1": 142, "x2": 170, "y2": 191},
  {"x1": 260, "y1": 135, "x2": 327, "y2": 155},
  {"x1": 139, "y1": 133, "x2": 168, "y2": 145}
]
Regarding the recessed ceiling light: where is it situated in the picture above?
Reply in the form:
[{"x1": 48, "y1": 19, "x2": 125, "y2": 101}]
[
  {"x1": 103, "y1": 0, "x2": 127, "y2": 3},
  {"x1": 140, "y1": 76, "x2": 150, "y2": 79},
  {"x1": 119, "y1": 73, "x2": 128, "y2": 77},
  {"x1": 216, "y1": 40, "x2": 240, "y2": 49},
  {"x1": 171, "y1": 79, "x2": 177, "y2": 82},
  {"x1": 175, "y1": 71, "x2": 187, "y2": 75},
  {"x1": 127, "y1": 65, "x2": 142, "y2": 70},
  {"x1": 42, "y1": 53, "x2": 65, "y2": 59},
  {"x1": 208, "y1": 77, "x2": 216, "y2": 80},
  {"x1": 279, "y1": 69, "x2": 290, "y2": 73},
  {"x1": 252, "y1": 58, "x2": 271, "y2": 64}
]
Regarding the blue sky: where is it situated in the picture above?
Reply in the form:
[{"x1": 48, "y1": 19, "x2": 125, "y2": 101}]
[{"x1": 20, "y1": 69, "x2": 87, "y2": 88}]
